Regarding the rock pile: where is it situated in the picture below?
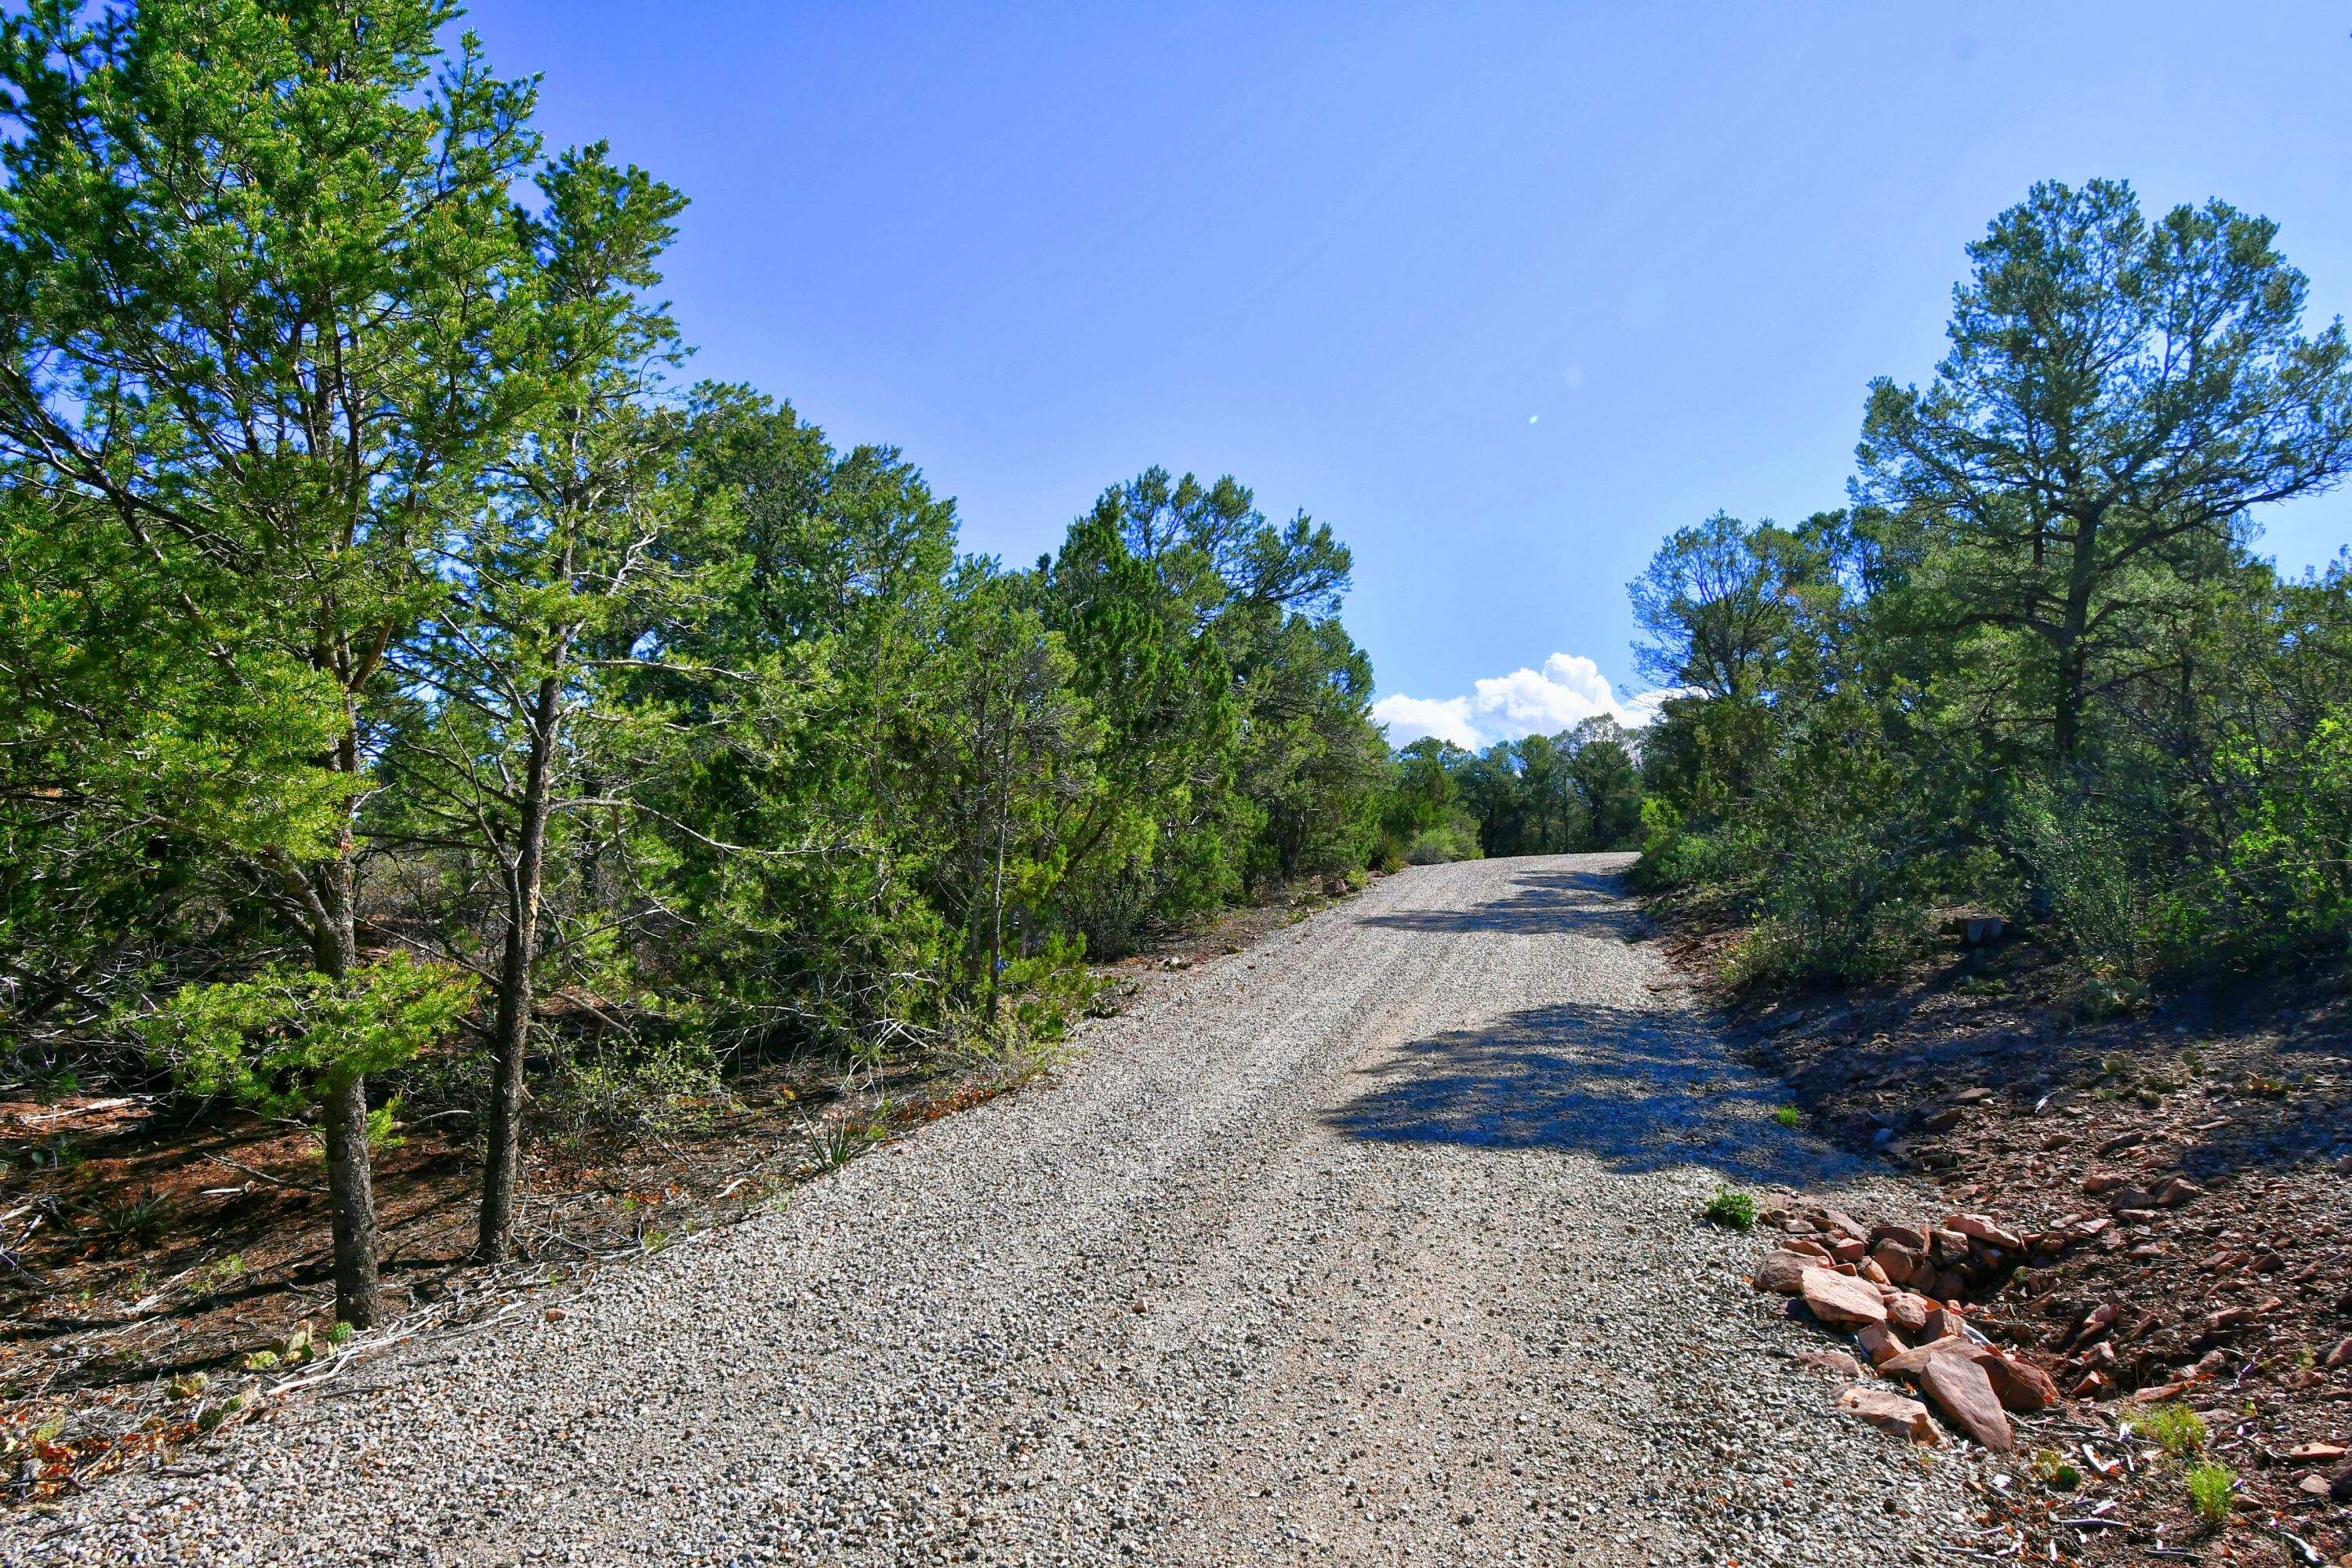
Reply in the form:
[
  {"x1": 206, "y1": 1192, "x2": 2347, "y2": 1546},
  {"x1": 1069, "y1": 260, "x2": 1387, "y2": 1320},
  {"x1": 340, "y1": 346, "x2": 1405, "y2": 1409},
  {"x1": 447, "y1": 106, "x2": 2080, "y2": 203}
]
[{"x1": 1748, "y1": 1198, "x2": 2061, "y2": 1454}]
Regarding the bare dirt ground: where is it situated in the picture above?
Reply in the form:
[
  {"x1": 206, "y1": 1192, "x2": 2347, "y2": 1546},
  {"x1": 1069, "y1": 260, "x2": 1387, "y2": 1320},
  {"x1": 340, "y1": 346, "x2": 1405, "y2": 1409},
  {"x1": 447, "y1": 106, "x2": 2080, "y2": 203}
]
[{"x1": 12, "y1": 855, "x2": 1975, "y2": 1567}]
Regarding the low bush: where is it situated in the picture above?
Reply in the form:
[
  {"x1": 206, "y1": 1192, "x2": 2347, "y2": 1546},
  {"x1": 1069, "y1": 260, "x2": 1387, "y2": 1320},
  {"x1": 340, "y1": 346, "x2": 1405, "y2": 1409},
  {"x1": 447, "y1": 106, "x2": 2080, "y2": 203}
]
[{"x1": 1702, "y1": 1184, "x2": 1755, "y2": 1229}]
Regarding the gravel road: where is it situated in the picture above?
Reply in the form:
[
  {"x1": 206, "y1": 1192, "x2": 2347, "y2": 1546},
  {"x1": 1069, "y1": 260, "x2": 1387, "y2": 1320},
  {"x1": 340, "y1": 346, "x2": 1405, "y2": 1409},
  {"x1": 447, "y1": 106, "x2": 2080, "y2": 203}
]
[{"x1": 24, "y1": 854, "x2": 1977, "y2": 1567}]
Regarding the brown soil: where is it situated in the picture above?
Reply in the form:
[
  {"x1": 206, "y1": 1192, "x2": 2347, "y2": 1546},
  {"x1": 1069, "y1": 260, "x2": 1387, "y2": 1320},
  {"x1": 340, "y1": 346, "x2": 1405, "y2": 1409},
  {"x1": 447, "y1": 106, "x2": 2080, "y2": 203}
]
[
  {"x1": 0, "y1": 877, "x2": 1374, "y2": 1508},
  {"x1": 1668, "y1": 909, "x2": 2352, "y2": 1564}
]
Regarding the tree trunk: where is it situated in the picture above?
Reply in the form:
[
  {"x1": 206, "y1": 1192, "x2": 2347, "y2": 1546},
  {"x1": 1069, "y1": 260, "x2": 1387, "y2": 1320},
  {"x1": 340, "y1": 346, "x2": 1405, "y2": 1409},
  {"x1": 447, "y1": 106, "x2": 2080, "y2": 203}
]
[
  {"x1": 2053, "y1": 511, "x2": 2101, "y2": 761},
  {"x1": 319, "y1": 1071, "x2": 381, "y2": 1326},
  {"x1": 985, "y1": 695, "x2": 1011, "y2": 1027},
  {"x1": 309, "y1": 839, "x2": 383, "y2": 1325},
  {"x1": 476, "y1": 673, "x2": 561, "y2": 1263}
]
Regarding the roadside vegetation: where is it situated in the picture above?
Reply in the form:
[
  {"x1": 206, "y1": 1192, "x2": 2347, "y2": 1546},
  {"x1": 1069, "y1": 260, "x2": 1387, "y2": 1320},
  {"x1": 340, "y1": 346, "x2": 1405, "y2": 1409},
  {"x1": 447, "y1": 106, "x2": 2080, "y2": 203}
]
[
  {"x1": 1627, "y1": 176, "x2": 2352, "y2": 998},
  {"x1": 0, "y1": 1, "x2": 1402, "y2": 1335}
]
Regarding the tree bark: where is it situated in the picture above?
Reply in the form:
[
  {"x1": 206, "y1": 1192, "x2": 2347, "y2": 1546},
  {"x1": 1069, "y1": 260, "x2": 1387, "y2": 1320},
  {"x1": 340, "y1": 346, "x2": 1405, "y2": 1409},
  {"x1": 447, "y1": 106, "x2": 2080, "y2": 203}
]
[
  {"x1": 319, "y1": 1070, "x2": 381, "y2": 1326},
  {"x1": 308, "y1": 835, "x2": 383, "y2": 1325},
  {"x1": 476, "y1": 671, "x2": 561, "y2": 1262}
]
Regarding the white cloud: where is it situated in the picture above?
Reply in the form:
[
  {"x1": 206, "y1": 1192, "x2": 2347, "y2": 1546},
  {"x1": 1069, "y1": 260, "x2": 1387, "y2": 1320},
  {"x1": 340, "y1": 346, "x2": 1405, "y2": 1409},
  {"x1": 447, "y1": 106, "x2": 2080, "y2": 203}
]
[
  {"x1": 1371, "y1": 652, "x2": 1674, "y2": 750},
  {"x1": 1365, "y1": 692, "x2": 1483, "y2": 750}
]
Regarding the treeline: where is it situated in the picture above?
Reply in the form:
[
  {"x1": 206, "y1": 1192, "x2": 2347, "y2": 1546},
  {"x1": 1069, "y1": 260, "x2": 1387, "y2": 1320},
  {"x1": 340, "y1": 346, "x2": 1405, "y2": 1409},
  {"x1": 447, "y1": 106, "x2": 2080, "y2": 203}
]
[
  {"x1": 1377, "y1": 720, "x2": 1645, "y2": 864},
  {"x1": 1630, "y1": 178, "x2": 2352, "y2": 994},
  {"x1": 0, "y1": 3, "x2": 1391, "y2": 1324}
]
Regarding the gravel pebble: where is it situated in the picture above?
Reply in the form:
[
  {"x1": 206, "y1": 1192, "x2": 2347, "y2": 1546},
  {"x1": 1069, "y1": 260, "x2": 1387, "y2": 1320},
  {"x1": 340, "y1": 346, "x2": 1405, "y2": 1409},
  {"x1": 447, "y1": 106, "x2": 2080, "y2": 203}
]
[{"x1": 10, "y1": 854, "x2": 1976, "y2": 1566}]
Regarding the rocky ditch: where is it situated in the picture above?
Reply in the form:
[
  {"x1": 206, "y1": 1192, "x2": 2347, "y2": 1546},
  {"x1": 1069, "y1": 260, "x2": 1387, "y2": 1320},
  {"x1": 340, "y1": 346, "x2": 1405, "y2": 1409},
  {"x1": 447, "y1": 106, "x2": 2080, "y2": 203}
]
[{"x1": 1745, "y1": 1192, "x2": 2352, "y2": 1563}]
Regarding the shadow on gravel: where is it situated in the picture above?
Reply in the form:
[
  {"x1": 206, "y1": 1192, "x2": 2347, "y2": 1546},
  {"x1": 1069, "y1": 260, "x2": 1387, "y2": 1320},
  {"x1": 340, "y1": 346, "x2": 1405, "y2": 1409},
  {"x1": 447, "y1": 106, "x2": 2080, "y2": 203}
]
[
  {"x1": 1357, "y1": 865, "x2": 1642, "y2": 939},
  {"x1": 1324, "y1": 1001, "x2": 1864, "y2": 1186}
]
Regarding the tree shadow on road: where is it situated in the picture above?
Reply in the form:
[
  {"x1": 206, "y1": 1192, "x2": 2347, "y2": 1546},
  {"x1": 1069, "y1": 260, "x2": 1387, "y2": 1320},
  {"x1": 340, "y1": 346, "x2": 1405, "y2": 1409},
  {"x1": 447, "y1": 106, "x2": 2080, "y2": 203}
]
[
  {"x1": 1356, "y1": 864, "x2": 1642, "y2": 939},
  {"x1": 1323, "y1": 1001, "x2": 1864, "y2": 1187}
]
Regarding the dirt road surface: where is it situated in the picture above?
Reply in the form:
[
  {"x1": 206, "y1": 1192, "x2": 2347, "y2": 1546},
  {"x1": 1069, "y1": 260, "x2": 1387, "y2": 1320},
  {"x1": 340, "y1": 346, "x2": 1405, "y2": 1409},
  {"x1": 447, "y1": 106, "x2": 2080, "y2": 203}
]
[{"x1": 23, "y1": 855, "x2": 1971, "y2": 1567}]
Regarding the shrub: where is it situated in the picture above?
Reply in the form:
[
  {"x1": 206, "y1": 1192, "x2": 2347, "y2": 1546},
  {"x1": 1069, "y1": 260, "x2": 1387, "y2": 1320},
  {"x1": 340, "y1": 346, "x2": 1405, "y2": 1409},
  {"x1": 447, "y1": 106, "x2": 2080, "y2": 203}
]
[
  {"x1": 2185, "y1": 1461, "x2": 2234, "y2": 1523},
  {"x1": 1403, "y1": 822, "x2": 1482, "y2": 865},
  {"x1": 89, "y1": 1188, "x2": 175, "y2": 1253},
  {"x1": 2142, "y1": 1401, "x2": 2208, "y2": 1459},
  {"x1": 1773, "y1": 1105, "x2": 1800, "y2": 1127},
  {"x1": 2008, "y1": 779, "x2": 2161, "y2": 976},
  {"x1": 1702, "y1": 1184, "x2": 1755, "y2": 1229},
  {"x1": 541, "y1": 1029, "x2": 724, "y2": 1143}
]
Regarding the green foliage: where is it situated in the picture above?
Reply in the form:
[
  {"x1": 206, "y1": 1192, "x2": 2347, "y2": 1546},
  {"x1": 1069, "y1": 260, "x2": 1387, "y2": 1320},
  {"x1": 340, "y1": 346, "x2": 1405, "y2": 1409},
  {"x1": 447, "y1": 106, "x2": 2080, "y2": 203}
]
[
  {"x1": 2142, "y1": 1402, "x2": 2209, "y2": 1459},
  {"x1": 1701, "y1": 1185, "x2": 1755, "y2": 1229},
  {"x1": 1381, "y1": 721, "x2": 1646, "y2": 862},
  {"x1": 541, "y1": 1031, "x2": 724, "y2": 1144},
  {"x1": 133, "y1": 955, "x2": 477, "y2": 1117},
  {"x1": 1402, "y1": 823, "x2": 1484, "y2": 866},
  {"x1": 2029, "y1": 1450, "x2": 2082, "y2": 1491},
  {"x1": 1632, "y1": 179, "x2": 2352, "y2": 991},
  {"x1": 0, "y1": 5, "x2": 1387, "y2": 1283},
  {"x1": 2186, "y1": 1462, "x2": 2235, "y2": 1523},
  {"x1": 1773, "y1": 1105, "x2": 1800, "y2": 1127}
]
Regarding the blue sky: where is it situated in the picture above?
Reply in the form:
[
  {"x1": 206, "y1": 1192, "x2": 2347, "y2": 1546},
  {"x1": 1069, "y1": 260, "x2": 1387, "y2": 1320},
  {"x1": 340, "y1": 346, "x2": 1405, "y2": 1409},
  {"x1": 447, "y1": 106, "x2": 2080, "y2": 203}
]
[{"x1": 464, "y1": 2, "x2": 2352, "y2": 747}]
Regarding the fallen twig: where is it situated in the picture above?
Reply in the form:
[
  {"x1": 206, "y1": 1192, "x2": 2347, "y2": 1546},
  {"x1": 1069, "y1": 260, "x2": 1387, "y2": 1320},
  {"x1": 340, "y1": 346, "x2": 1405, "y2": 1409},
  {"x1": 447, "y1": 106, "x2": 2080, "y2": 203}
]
[{"x1": 201, "y1": 1152, "x2": 325, "y2": 1194}]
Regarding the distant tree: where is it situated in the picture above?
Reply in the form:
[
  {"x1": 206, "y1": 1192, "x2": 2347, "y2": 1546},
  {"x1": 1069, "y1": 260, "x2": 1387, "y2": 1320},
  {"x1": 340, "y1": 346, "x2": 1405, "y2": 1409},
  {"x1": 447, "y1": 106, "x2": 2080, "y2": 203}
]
[
  {"x1": 1629, "y1": 511, "x2": 1846, "y2": 702},
  {"x1": 1566, "y1": 717, "x2": 1644, "y2": 849}
]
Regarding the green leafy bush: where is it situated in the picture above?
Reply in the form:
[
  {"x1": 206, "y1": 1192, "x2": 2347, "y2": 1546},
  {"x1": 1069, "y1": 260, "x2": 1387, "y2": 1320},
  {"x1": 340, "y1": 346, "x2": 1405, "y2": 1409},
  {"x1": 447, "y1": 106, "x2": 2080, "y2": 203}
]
[
  {"x1": 2008, "y1": 779, "x2": 2161, "y2": 976},
  {"x1": 1403, "y1": 822, "x2": 1483, "y2": 865},
  {"x1": 1702, "y1": 1185, "x2": 1755, "y2": 1229}
]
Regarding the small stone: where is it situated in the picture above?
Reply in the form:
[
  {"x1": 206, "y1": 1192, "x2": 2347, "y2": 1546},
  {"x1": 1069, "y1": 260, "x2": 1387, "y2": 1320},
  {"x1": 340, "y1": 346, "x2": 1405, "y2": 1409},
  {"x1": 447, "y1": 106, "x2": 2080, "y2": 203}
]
[
  {"x1": 1981, "y1": 1354, "x2": 2059, "y2": 1414},
  {"x1": 2324, "y1": 1336, "x2": 2352, "y2": 1370},
  {"x1": 2082, "y1": 1172, "x2": 2127, "y2": 1195},
  {"x1": 1829, "y1": 1237, "x2": 1867, "y2": 1264},
  {"x1": 2107, "y1": 1187, "x2": 2154, "y2": 1213},
  {"x1": 2299, "y1": 1473, "x2": 2332, "y2": 1497},
  {"x1": 2288, "y1": 1443, "x2": 2347, "y2": 1462},
  {"x1": 1869, "y1": 1222, "x2": 1929, "y2": 1252},
  {"x1": 1921, "y1": 1306, "x2": 1966, "y2": 1341},
  {"x1": 1784, "y1": 1237, "x2": 1835, "y2": 1261},
  {"x1": 2067, "y1": 1369, "x2": 2113, "y2": 1399},
  {"x1": 1800, "y1": 1267, "x2": 1889, "y2": 1327},
  {"x1": 1870, "y1": 1240, "x2": 1921, "y2": 1286},
  {"x1": 2153, "y1": 1175, "x2": 2204, "y2": 1208},
  {"x1": 1835, "y1": 1386, "x2": 1940, "y2": 1445},
  {"x1": 2068, "y1": 1302, "x2": 2120, "y2": 1346},
  {"x1": 1857, "y1": 1256, "x2": 1892, "y2": 1287}
]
